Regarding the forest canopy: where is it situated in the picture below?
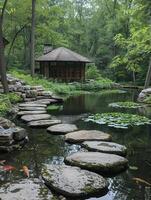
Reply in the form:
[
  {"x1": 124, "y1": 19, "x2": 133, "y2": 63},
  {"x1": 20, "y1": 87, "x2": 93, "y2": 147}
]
[{"x1": 1, "y1": 0, "x2": 151, "y2": 84}]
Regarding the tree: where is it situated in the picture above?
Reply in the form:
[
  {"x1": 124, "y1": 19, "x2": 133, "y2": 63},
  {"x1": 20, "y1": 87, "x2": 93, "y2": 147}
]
[
  {"x1": 30, "y1": 0, "x2": 36, "y2": 77},
  {"x1": 0, "y1": 0, "x2": 9, "y2": 93}
]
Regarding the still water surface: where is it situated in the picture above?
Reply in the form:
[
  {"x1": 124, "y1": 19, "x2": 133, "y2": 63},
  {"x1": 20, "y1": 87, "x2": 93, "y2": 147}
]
[{"x1": 0, "y1": 90, "x2": 151, "y2": 200}]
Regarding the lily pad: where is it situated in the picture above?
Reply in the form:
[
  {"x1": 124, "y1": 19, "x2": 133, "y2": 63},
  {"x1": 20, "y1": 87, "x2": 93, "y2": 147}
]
[
  {"x1": 85, "y1": 112, "x2": 151, "y2": 129},
  {"x1": 109, "y1": 101, "x2": 142, "y2": 109}
]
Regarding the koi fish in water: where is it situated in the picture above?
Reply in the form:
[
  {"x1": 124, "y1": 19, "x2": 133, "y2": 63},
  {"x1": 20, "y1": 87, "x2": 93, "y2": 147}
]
[
  {"x1": 132, "y1": 178, "x2": 151, "y2": 186},
  {"x1": 2, "y1": 165, "x2": 16, "y2": 171},
  {"x1": 22, "y1": 165, "x2": 29, "y2": 177}
]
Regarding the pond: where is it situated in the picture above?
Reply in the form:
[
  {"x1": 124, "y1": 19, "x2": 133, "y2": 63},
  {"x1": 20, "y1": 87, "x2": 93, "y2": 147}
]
[{"x1": 0, "y1": 89, "x2": 151, "y2": 199}]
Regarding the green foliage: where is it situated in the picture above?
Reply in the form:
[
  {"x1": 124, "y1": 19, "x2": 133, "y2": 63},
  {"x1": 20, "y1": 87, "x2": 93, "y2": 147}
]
[
  {"x1": 144, "y1": 96, "x2": 151, "y2": 104},
  {"x1": 86, "y1": 64, "x2": 100, "y2": 80},
  {"x1": 0, "y1": 92, "x2": 22, "y2": 115},
  {"x1": 10, "y1": 69, "x2": 113, "y2": 94},
  {"x1": 109, "y1": 101, "x2": 142, "y2": 109},
  {"x1": 47, "y1": 105, "x2": 63, "y2": 111},
  {"x1": 86, "y1": 112, "x2": 151, "y2": 129}
]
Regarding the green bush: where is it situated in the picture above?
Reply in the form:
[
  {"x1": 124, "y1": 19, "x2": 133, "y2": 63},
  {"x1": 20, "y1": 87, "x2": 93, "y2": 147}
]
[{"x1": 86, "y1": 64, "x2": 100, "y2": 80}]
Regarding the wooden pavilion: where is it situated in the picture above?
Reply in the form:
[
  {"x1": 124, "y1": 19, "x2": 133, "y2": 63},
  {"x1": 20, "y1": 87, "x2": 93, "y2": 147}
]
[{"x1": 36, "y1": 47, "x2": 91, "y2": 82}]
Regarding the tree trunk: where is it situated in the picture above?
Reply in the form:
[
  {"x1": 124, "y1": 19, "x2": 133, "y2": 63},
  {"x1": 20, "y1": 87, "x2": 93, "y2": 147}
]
[
  {"x1": 0, "y1": 0, "x2": 9, "y2": 93},
  {"x1": 144, "y1": 58, "x2": 151, "y2": 88},
  {"x1": 30, "y1": 0, "x2": 36, "y2": 77}
]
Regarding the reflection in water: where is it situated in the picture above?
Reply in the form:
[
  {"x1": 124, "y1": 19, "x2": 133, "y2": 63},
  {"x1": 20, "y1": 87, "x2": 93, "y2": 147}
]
[{"x1": 0, "y1": 90, "x2": 151, "y2": 199}]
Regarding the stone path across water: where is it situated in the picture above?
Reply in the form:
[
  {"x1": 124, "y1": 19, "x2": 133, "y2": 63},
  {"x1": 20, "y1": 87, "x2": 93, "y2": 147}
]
[
  {"x1": 0, "y1": 178, "x2": 53, "y2": 200},
  {"x1": 65, "y1": 152, "x2": 128, "y2": 175},
  {"x1": 47, "y1": 123, "x2": 78, "y2": 135},
  {"x1": 65, "y1": 130, "x2": 112, "y2": 143},
  {"x1": 19, "y1": 107, "x2": 46, "y2": 111},
  {"x1": 21, "y1": 114, "x2": 51, "y2": 122},
  {"x1": 19, "y1": 103, "x2": 47, "y2": 107},
  {"x1": 28, "y1": 119, "x2": 61, "y2": 127},
  {"x1": 82, "y1": 141, "x2": 127, "y2": 156},
  {"x1": 0, "y1": 75, "x2": 130, "y2": 199},
  {"x1": 42, "y1": 164, "x2": 108, "y2": 198},
  {"x1": 17, "y1": 111, "x2": 47, "y2": 116}
]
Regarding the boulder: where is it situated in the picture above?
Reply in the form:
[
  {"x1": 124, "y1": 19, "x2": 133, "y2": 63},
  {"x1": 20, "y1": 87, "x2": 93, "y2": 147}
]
[
  {"x1": 25, "y1": 90, "x2": 37, "y2": 98},
  {"x1": 47, "y1": 124, "x2": 78, "y2": 135},
  {"x1": 0, "y1": 117, "x2": 15, "y2": 128},
  {"x1": 65, "y1": 152, "x2": 128, "y2": 175},
  {"x1": 21, "y1": 114, "x2": 51, "y2": 122},
  {"x1": 12, "y1": 127, "x2": 27, "y2": 141},
  {"x1": 82, "y1": 141, "x2": 127, "y2": 156},
  {"x1": 0, "y1": 179, "x2": 53, "y2": 200},
  {"x1": 17, "y1": 111, "x2": 47, "y2": 116},
  {"x1": 42, "y1": 165, "x2": 108, "y2": 198},
  {"x1": 65, "y1": 130, "x2": 112, "y2": 143},
  {"x1": 28, "y1": 119, "x2": 61, "y2": 127},
  {"x1": 138, "y1": 88, "x2": 151, "y2": 102}
]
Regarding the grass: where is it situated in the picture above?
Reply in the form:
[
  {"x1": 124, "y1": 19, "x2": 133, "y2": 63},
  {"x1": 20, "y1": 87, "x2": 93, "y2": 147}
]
[{"x1": 10, "y1": 69, "x2": 114, "y2": 95}]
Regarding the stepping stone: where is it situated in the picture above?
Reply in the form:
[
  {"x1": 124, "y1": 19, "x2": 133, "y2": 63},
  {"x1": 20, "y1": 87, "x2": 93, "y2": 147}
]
[
  {"x1": 82, "y1": 141, "x2": 127, "y2": 156},
  {"x1": 65, "y1": 130, "x2": 112, "y2": 143},
  {"x1": 17, "y1": 111, "x2": 47, "y2": 116},
  {"x1": 0, "y1": 178, "x2": 53, "y2": 200},
  {"x1": 29, "y1": 99, "x2": 52, "y2": 105},
  {"x1": 19, "y1": 103, "x2": 47, "y2": 107},
  {"x1": 21, "y1": 114, "x2": 51, "y2": 122},
  {"x1": 28, "y1": 119, "x2": 61, "y2": 127},
  {"x1": 19, "y1": 107, "x2": 46, "y2": 111},
  {"x1": 42, "y1": 165, "x2": 108, "y2": 198},
  {"x1": 65, "y1": 152, "x2": 128, "y2": 175},
  {"x1": 47, "y1": 123, "x2": 78, "y2": 135}
]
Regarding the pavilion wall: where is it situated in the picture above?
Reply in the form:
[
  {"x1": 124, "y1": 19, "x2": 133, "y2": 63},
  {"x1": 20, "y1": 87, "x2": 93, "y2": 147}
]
[{"x1": 39, "y1": 61, "x2": 85, "y2": 82}]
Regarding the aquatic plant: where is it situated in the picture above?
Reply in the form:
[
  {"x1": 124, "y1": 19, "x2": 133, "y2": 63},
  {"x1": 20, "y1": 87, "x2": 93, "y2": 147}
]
[
  {"x1": 85, "y1": 112, "x2": 151, "y2": 129},
  {"x1": 109, "y1": 101, "x2": 142, "y2": 109},
  {"x1": 47, "y1": 105, "x2": 63, "y2": 111}
]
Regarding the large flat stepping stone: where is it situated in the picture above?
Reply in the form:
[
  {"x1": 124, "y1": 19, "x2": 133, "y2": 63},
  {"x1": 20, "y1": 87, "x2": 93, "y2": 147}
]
[
  {"x1": 0, "y1": 178, "x2": 53, "y2": 200},
  {"x1": 82, "y1": 141, "x2": 127, "y2": 156},
  {"x1": 28, "y1": 119, "x2": 61, "y2": 127},
  {"x1": 17, "y1": 110, "x2": 47, "y2": 116},
  {"x1": 19, "y1": 103, "x2": 47, "y2": 107},
  {"x1": 19, "y1": 107, "x2": 46, "y2": 111},
  {"x1": 47, "y1": 123, "x2": 78, "y2": 135},
  {"x1": 29, "y1": 99, "x2": 53, "y2": 105},
  {"x1": 65, "y1": 130, "x2": 112, "y2": 143},
  {"x1": 42, "y1": 165, "x2": 108, "y2": 198},
  {"x1": 21, "y1": 114, "x2": 51, "y2": 122},
  {"x1": 65, "y1": 152, "x2": 128, "y2": 175}
]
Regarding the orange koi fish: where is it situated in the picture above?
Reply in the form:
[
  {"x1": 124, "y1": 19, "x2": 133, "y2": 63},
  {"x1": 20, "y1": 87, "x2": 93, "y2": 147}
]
[{"x1": 22, "y1": 165, "x2": 29, "y2": 177}]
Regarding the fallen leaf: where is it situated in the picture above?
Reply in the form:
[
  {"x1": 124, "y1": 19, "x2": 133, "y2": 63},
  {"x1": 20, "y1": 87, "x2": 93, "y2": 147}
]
[
  {"x1": 129, "y1": 166, "x2": 138, "y2": 170},
  {"x1": 132, "y1": 177, "x2": 151, "y2": 186}
]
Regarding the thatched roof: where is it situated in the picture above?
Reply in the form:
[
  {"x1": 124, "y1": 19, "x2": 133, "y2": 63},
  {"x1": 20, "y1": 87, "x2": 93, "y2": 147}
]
[{"x1": 36, "y1": 47, "x2": 91, "y2": 63}]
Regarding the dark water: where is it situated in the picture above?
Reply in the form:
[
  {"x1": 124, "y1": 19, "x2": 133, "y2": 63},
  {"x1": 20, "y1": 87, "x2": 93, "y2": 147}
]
[{"x1": 1, "y1": 90, "x2": 151, "y2": 200}]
